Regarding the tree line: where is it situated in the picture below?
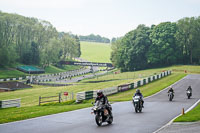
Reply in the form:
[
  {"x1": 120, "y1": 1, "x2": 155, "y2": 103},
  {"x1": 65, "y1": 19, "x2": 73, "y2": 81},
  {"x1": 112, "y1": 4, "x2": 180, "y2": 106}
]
[
  {"x1": 0, "y1": 11, "x2": 81, "y2": 67},
  {"x1": 79, "y1": 34, "x2": 110, "y2": 43},
  {"x1": 111, "y1": 16, "x2": 200, "y2": 72}
]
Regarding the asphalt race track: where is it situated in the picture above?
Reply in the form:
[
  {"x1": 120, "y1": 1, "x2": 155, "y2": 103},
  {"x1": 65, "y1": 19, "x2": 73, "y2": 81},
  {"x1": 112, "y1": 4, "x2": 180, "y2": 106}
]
[{"x1": 0, "y1": 74, "x2": 200, "y2": 133}]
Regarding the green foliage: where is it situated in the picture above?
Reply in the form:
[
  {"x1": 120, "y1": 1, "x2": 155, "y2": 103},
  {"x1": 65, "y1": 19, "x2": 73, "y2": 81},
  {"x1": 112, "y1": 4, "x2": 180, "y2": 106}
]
[
  {"x1": 175, "y1": 17, "x2": 200, "y2": 64},
  {"x1": 111, "y1": 16, "x2": 200, "y2": 71},
  {"x1": 0, "y1": 11, "x2": 81, "y2": 68},
  {"x1": 148, "y1": 22, "x2": 181, "y2": 66},
  {"x1": 111, "y1": 24, "x2": 151, "y2": 71},
  {"x1": 174, "y1": 103, "x2": 200, "y2": 122},
  {"x1": 79, "y1": 34, "x2": 110, "y2": 43}
]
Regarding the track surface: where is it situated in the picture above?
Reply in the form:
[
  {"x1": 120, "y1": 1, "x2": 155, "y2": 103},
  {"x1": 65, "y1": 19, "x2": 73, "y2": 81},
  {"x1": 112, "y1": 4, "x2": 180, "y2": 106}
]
[{"x1": 0, "y1": 74, "x2": 200, "y2": 133}]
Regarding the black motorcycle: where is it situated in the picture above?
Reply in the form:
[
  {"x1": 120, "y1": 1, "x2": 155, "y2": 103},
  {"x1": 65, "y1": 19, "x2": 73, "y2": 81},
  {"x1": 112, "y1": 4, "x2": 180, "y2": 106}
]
[
  {"x1": 168, "y1": 92, "x2": 174, "y2": 101},
  {"x1": 186, "y1": 90, "x2": 192, "y2": 99},
  {"x1": 133, "y1": 95, "x2": 142, "y2": 113},
  {"x1": 91, "y1": 100, "x2": 113, "y2": 126}
]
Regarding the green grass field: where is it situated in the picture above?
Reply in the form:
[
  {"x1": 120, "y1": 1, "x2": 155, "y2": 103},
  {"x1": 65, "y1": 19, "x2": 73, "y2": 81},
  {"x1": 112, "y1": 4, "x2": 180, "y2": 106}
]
[
  {"x1": 44, "y1": 65, "x2": 80, "y2": 74},
  {"x1": 0, "y1": 69, "x2": 26, "y2": 79},
  {"x1": 80, "y1": 41, "x2": 111, "y2": 63},
  {"x1": 174, "y1": 103, "x2": 200, "y2": 122}
]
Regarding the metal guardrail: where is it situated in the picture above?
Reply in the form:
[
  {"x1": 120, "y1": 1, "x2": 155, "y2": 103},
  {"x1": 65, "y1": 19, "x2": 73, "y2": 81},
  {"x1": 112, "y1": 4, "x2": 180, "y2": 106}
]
[
  {"x1": 76, "y1": 70, "x2": 171, "y2": 102},
  {"x1": 0, "y1": 98, "x2": 21, "y2": 108}
]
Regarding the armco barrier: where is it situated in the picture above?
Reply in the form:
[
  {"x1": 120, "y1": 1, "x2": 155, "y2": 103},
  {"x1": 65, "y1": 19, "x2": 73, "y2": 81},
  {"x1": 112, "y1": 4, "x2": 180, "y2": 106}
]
[
  {"x1": 0, "y1": 99, "x2": 21, "y2": 108},
  {"x1": 76, "y1": 70, "x2": 171, "y2": 102},
  {"x1": 137, "y1": 81, "x2": 141, "y2": 87},
  {"x1": 85, "y1": 91, "x2": 93, "y2": 99},
  {"x1": 118, "y1": 84, "x2": 130, "y2": 92},
  {"x1": 76, "y1": 92, "x2": 86, "y2": 102},
  {"x1": 102, "y1": 86, "x2": 118, "y2": 96}
]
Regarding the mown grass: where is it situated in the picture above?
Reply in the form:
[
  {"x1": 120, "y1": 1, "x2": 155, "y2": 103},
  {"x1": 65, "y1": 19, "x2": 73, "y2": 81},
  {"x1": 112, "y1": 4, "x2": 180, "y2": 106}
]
[
  {"x1": 44, "y1": 65, "x2": 80, "y2": 74},
  {"x1": 0, "y1": 69, "x2": 26, "y2": 79},
  {"x1": 0, "y1": 100, "x2": 93, "y2": 124},
  {"x1": 174, "y1": 103, "x2": 200, "y2": 122},
  {"x1": 0, "y1": 65, "x2": 81, "y2": 79},
  {"x1": 80, "y1": 41, "x2": 111, "y2": 63}
]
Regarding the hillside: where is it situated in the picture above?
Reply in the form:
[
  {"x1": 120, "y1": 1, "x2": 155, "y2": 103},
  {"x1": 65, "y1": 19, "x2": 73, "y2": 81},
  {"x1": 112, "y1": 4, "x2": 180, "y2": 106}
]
[{"x1": 80, "y1": 41, "x2": 111, "y2": 63}]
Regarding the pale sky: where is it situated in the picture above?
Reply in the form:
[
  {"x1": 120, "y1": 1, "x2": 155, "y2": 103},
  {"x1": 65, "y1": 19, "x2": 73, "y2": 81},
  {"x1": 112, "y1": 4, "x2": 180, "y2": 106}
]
[{"x1": 0, "y1": 0, "x2": 200, "y2": 39}]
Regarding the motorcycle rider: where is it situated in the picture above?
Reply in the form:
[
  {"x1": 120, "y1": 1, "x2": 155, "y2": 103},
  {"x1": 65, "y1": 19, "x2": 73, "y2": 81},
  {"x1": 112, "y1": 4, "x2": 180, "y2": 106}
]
[
  {"x1": 134, "y1": 89, "x2": 144, "y2": 108},
  {"x1": 186, "y1": 85, "x2": 192, "y2": 95},
  {"x1": 168, "y1": 86, "x2": 174, "y2": 98},
  {"x1": 95, "y1": 90, "x2": 112, "y2": 120}
]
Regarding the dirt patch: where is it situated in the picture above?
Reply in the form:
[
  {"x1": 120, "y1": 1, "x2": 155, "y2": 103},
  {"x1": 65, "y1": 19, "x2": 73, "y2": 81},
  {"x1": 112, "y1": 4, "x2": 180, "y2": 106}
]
[{"x1": 0, "y1": 81, "x2": 32, "y2": 92}]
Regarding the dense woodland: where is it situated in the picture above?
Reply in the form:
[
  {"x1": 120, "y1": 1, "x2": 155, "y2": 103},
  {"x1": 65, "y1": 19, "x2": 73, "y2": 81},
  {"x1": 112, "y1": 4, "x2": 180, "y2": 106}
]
[
  {"x1": 79, "y1": 34, "x2": 110, "y2": 43},
  {"x1": 0, "y1": 11, "x2": 81, "y2": 68},
  {"x1": 111, "y1": 16, "x2": 200, "y2": 71}
]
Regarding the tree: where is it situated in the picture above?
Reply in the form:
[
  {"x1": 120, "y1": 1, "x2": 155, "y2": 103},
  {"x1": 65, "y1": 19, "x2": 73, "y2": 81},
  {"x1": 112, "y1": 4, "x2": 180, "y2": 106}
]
[
  {"x1": 147, "y1": 22, "x2": 181, "y2": 66},
  {"x1": 176, "y1": 17, "x2": 200, "y2": 64},
  {"x1": 111, "y1": 25, "x2": 151, "y2": 71}
]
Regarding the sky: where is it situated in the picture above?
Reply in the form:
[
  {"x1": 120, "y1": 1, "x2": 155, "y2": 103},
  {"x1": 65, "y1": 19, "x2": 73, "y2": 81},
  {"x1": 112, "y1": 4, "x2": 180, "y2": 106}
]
[{"x1": 0, "y1": 0, "x2": 200, "y2": 39}]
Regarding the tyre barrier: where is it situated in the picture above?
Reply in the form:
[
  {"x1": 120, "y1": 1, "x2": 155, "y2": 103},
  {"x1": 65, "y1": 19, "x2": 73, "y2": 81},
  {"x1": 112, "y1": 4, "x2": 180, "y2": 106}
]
[
  {"x1": 76, "y1": 70, "x2": 171, "y2": 102},
  {"x1": 0, "y1": 98, "x2": 21, "y2": 108},
  {"x1": 0, "y1": 68, "x2": 86, "y2": 83}
]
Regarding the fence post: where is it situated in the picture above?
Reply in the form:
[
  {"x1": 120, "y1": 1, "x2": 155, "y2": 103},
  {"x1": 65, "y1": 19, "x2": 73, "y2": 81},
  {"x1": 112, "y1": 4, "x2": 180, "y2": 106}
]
[
  {"x1": 39, "y1": 96, "x2": 41, "y2": 106},
  {"x1": 72, "y1": 92, "x2": 74, "y2": 100},
  {"x1": 59, "y1": 93, "x2": 61, "y2": 103}
]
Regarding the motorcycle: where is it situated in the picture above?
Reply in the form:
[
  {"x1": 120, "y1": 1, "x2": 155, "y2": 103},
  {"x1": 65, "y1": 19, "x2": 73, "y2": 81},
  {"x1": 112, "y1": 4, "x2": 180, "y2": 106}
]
[
  {"x1": 168, "y1": 92, "x2": 174, "y2": 101},
  {"x1": 91, "y1": 100, "x2": 113, "y2": 126},
  {"x1": 186, "y1": 90, "x2": 192, "y2": 99},
  {"x1": 133, "y1": 95, "x2": 142, "y2": 113}
]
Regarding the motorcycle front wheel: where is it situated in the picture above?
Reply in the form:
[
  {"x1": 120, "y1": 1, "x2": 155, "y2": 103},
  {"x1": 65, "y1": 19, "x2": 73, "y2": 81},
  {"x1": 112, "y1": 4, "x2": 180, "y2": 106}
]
[{"x1": 95, "y1": 115, "x2": 102, "y2": 126}]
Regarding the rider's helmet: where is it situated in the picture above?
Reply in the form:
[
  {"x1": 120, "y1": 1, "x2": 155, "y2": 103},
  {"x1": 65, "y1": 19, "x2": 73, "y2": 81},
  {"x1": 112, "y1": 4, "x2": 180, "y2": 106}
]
[
  {"x1": 136, "y1": 89, "x2": 140, "y2": 93},
  {"x1": 97, "y1": 90, "x2": 103, "y2": 98}
]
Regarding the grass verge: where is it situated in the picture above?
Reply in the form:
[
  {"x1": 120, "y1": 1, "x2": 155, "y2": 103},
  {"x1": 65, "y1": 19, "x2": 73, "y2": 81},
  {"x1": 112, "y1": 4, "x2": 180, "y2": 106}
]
[{"x1": 174, "y1": 103, "x2": 200, "y2": 122}]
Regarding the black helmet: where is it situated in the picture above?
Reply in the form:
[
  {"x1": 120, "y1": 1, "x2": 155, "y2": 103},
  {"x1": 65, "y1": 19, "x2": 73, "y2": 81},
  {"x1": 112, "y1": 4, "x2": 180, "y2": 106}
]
[
  {"x1": 97, "y1": 90, "x2": 103, "y2": 97},
  {"x1": 136, "y1": 89, "x2": 140, "y2": 93}
]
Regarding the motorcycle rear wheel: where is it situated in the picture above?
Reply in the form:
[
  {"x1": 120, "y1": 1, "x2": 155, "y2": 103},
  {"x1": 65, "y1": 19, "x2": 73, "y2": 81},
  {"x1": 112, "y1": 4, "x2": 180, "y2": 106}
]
[{"x1": 107, "y1": 116, "x2": 113, "y2": 124}]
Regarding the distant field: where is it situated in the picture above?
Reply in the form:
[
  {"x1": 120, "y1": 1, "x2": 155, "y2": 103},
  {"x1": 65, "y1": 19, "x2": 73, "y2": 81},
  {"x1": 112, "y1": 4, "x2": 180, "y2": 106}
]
[{"x1": 80, "y1": 41, "x2": 111, "y2": 63}]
